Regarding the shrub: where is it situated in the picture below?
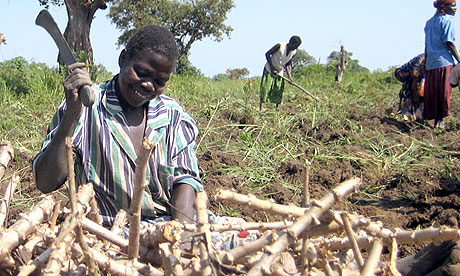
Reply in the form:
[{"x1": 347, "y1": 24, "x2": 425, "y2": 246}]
[{"x1": 0, "y1": 57, "x2": 61, "y2": 95}]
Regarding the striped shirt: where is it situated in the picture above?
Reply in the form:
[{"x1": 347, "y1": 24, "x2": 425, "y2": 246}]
[{"x1": 33, "y1": 76, "x2": 203, "y2": 226}]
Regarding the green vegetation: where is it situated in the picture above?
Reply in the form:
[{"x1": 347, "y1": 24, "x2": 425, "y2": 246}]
[
  {"x1": 108, "y1": 0, "x2": 234, "y2": 75},
  {"x1": 1, "y1": 57, "x2": 459, "y2": 214}
]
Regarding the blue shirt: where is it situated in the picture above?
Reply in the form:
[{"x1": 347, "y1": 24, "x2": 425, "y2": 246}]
[
  {"x1": 425, "y1": 13, "x2": 456, "y2": 70},
  {"x1": 33, "y1": 76, "x2": 203, "y2": 226}
]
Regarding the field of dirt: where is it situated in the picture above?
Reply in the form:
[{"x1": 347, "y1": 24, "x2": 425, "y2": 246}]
[
  {"x1": 198, "y1": 95, "x2": 460, "y2": 257},
  {"x1": 2, "y1": 92, "x2": 460, "y2": 261}
]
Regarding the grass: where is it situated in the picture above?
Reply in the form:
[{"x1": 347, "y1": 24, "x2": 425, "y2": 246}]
[{"x1": 1, "y1": 57, "x2": 459, "y2": 216}]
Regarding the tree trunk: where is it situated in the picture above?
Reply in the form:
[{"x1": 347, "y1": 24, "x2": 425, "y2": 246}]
[
  {"x1": 335, "y1": 45, "x2": 347, "y2": 83},
  {"x1": 60, "y1": 0, "x2": 108, "y2": 72}
]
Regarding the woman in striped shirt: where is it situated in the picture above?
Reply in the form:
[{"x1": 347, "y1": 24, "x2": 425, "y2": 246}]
[{"x1": 33, "y1": 25, "x2": 202, "y2": 227}]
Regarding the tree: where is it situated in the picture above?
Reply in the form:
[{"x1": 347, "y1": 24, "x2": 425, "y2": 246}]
[
  {"x1": 335, "y1": 45, "x2": 348, "y2": 83},
  {"x1": 38, "y1": 0, "x2": 111, "y2": 71},
  {"x1": 291, "y1": 49, "x2": 316, "y2": 74},
  {"x1": 213, "y1": 73, "x2": 230, "y2": 81},
  {"x1": 225, "y1": 67, "x2": 249, "y2": 80},
  {"x1": 108, "y1": 0, "x2": 234, "y2": 75},
  {"x1": 327, "y1": 49, "x2": 368, "y2": 74}
]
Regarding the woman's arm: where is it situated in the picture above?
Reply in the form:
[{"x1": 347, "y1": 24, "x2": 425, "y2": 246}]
[
  {"x1": 170, "y1": 183, "x2": 196, "y2": 223},
  {"x1": 35, "y1": 63, "x2": 91, "y2": 193},
  {"x1": 285, "y1": 58, "x2": 294, "y2": 83},
  {"x1": 265, "y1": 43, "x2": 281, "y2": 75},
  {"x1": 447, "y1": 42, "x2": 460, "y2": 63},
  {"x1": 35, "y1": 109, "x2": 81, "y2": 193}
]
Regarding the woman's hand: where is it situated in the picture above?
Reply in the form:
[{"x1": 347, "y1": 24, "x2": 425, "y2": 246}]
[{"x1": 63, "y1": 62, "x2": 92, "y2": 115}]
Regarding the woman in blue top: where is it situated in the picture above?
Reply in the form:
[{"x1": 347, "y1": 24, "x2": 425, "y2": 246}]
[{"x1": 424, "y1": 0, "x2": 460, "y2": 129}]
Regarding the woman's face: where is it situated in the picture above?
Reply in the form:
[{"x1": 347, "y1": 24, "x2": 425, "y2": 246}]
[
  {"x1": 445, "y1": 1, "x2": 457, "y2": 15},
  {"x1": 117, "y1": 49, "x2": 175, "y2": 108}
]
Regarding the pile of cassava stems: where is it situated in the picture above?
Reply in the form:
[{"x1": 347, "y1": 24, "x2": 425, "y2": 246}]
[{"x1": 1, "y1": 140, "x2": 460, "y2": 276}]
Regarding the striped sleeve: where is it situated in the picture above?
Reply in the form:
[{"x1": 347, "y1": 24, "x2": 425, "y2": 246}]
[
  {"x1": 170, "y1": 110, "x2": 202, "y2": 192},
  {"x1": 32, "y1": 99, "x2": 84, "y2": 176}
]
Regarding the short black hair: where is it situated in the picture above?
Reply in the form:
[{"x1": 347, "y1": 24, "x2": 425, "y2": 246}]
[
  {"x1": 289, "y1": 35, "x2": 302, "y2": 48},
  {"x1": 125, "y1": 25, "x2": 179, "y2": 62}
]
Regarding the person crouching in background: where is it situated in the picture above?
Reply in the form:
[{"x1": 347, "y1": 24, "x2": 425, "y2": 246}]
[{"x1": 395, "y1": 54, "x2": 426, "y2": 122}]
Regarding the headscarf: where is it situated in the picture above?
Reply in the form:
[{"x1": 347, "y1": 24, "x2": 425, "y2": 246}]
[{"x1": 434, "y1": 0, "x2": 456, "y2": 14}]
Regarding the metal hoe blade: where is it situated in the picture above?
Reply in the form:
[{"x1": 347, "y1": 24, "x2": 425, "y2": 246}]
[
  {"x1": 35, "y1": 9, "x2": 77, "y2": 65},
  {"x1": 35, "y1": 9, "x2": 94, "y2": 107}
]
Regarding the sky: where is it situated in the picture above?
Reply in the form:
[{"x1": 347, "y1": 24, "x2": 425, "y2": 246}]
[{"x1": 0, "y1": 0, "x2": 453, "y2": 78}]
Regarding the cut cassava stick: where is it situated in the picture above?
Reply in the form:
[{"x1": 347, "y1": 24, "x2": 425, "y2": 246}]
[
  {"x1": 215, "y1": 189, "x2": 307, "y2": 217},
  {"x1": 65, "y1": 137, "x2": 98, "y2": 274},
  {"x1": 340, "y1": 212, "x2": 364, "y2": 269},
  {"x1": 39, "y1": 217, "x2": 79, "y2": 273},
  {"x1": 73, "y1": 243, "x2": 164, "y2": 276},
  {"x1": 182, "y1": 256, "x2": 202, "y2": 276},
  {"x1": 139, "y1": 221, "x2": 183, "y2": 265},
  {"x1": 0, "y1": 141, "x2": 13, "y2": 182},
  {"x1": 271, "y1": 265, "x2": 292, "y2": 276},
  {"x1": 41, "y1": 234, "x2": 74, "y2": 276},
  {"x1": 48, "y1": 200, "x2": 61, "y2": 231},
  {"x1": 0, "y1": 195, "x2": 54, "y2": 264},
  {"x1": 159, "y1": 242, "x2": 184, "y2": 276},
  {"x1": 303, "y1": 166, "x2": 310, "y2": 208},
  {"x1": 82, "y1": 217, "x2": 128, "y2": 252},
  {"x1": 0, "y1": 174, "x2": 19, "y2": 228},
  {"x1": 111, "y1": 209, "x2": 128, "y2": 235},
  {"x1": 301, "y1": 166, "x2": 311, "y2": 275},
  {"x1": 316, "y1": 247, "x2": 334, "y2": 276},
  {"x1": 300, "y1": 235, "x2": 311, "y2": 275},
  {"x1": 184, "y1": 213, "x2": 363, "y2": 238},
  {"x1": 82, "y1": 218, "x2": 163, "y2": 266},
  {"x1": 394, "y1": 226, "x2": 460, "y2": 244},
  {"x1": 247, "y1": 177, "x2": 362, "y2": 276},
  {"x1": 16, "y1": 234, "x2": 44, "y2": 264},
  {"x1": 17, "y1": 246, "x2": 53, "y2": 276},
  {"x1": 89, "y1": 196, "x2": 103, "y2": 225},
  {"x1": 360, "y1": 238, "x2": 383, "y2": 276},
  {"x1": 53, "y1": 184, "x2": 94, "y2": 243},
  {"x1": 66, "y1": 137, "x2": 78, "y2": 215},
  {"x1": 215, "y1": 190, "x2": 368, "y2": 237},
  {"x1": 128, "y1": 138, "x2": 154, "y2": 260},
  {"x1": 389, "y1": 238, "x2": 402, "y2": 276},
  {"x1": 46, "y1": 183, "x2": 94, "y2": 268},
  {"x1": 183, "y1": 220, "x2": 293, "y2": 232},
  {"x1": 219, "y1": 231, "x2": 278, "y2": 265},
  {"x1": 196, "y1": 190, "x2": 213, "y2": 276},
  {"x1": 321, "y1": 225, "x2": 460, "y2": 252},
  {"x1": 102, "y1": 209, "x2": 127, "y2": 253},
  {"x1": 140, "y1": 220, "x2": 183, "y2": 249}
]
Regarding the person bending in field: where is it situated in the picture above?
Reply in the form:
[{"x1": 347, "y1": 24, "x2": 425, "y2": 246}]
[
  {"x1": 394, "y1": 53, "x2": 426, "y2": 122},
  {"x1": 424, "y1": 0, "x2": 460, "y2": 129},
  {"x1": 448, "y1": 62, "x2": 460, "y2": 89},
  {"x1": 33, "y1": 25, "x2": 201, "y2": 227},
  {"x1": 259, "y1": 35, "x2": 301, "y2": 110}
]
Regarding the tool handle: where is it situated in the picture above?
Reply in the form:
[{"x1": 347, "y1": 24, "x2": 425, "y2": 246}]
[
  {"x1": 278, "y1": 74, "x2": 320, "y2": 102},
  {"x1": 79, "y1": 85, "x2": 95, "y2": 107}
]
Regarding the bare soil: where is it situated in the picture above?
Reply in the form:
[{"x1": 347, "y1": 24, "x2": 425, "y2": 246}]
[{"x1": 199, "y1": 95, "x2": 460, "y2": 258}]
